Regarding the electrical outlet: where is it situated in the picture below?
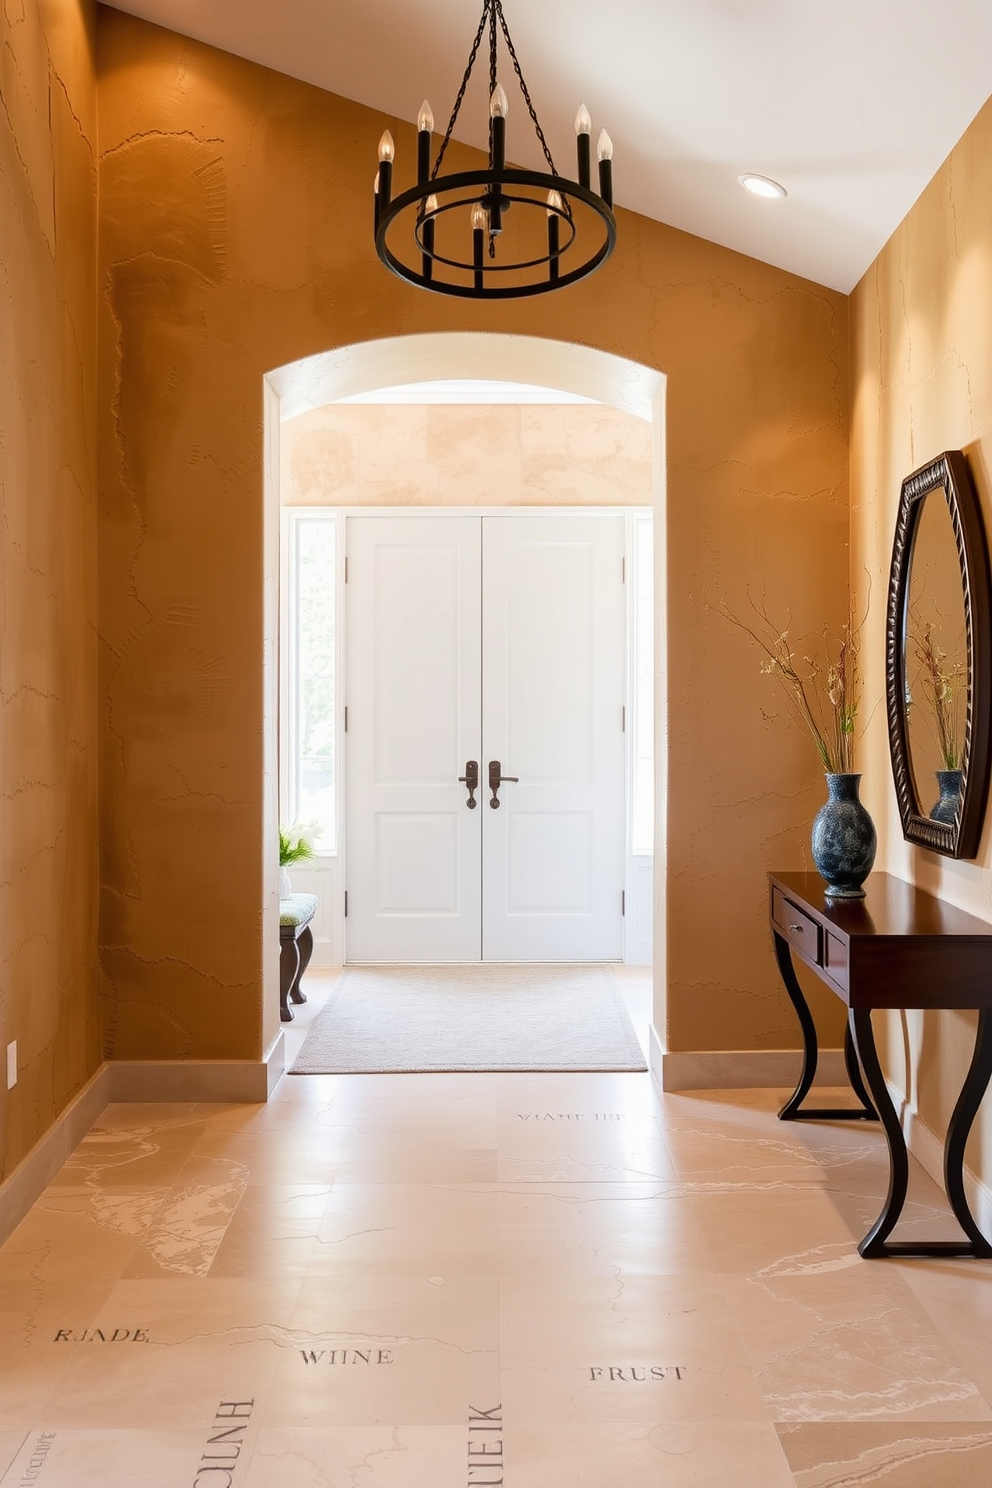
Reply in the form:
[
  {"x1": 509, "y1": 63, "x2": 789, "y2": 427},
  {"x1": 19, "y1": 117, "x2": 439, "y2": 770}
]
[{"x1": 6, "y1": 1042, "x2": 16, "y2": 1090}]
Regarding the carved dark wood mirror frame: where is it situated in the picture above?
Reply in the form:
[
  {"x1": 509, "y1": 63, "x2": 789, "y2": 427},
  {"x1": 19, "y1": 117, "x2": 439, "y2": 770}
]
[{"x1": 886, "y1": 449, "x2": 992, "y2": 858}]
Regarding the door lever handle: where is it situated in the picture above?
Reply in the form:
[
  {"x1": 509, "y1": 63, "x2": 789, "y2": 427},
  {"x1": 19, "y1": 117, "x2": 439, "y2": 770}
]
[
  {"x1": 488, "y1": 760, "x2": 519, "y2": 809},
  {"x1": 458, "y1": 760, "x2": 479, "y2": 809}
]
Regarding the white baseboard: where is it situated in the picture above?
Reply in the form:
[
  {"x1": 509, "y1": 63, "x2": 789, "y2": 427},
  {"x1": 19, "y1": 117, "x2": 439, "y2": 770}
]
[
  {"x1": 0, "y1": 1064, "x2": 110, "y2": 1247},
  {"x1": 659, "y1": 1047, "x2": 846, "y2": 1092},
  {"x1": 108, "y1": 1031, "x2": 285, "y2": 1103},
  {"x1": 0, "y1": 1033, "x2": 286, "y2": 1247}
]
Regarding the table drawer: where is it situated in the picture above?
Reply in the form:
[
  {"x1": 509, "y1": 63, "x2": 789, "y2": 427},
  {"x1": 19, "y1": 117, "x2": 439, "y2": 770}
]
[{"x1": 772, "y1": 889, "x2": 822, "y2": 965}]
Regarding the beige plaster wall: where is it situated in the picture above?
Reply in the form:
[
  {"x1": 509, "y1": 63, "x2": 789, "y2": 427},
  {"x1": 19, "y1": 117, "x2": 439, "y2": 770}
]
[
  {"x1": 0, "y1": 0, "x2": 100, "y2": 1178},
  {"x1": 281, "y1": 403, "x2": 653, "y2": 509},
  {"x1": 96, "y1": 7, "x2": 850, "y2": 1062},
  {"x1": 851, "y1": 93, "x2": 992, "y2": 1184}
]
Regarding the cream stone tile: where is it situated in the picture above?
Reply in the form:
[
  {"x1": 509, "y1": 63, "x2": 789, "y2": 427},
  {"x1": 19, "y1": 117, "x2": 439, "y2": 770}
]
[
  {"x1": 499, "y1": 1271, "x2": 768, "y2": 1423},
  {"x1": 310, "y1": 1183, "x2": 498, "y2": 1276},
  {"x1": 35, "y1": 1278, "x2": 303, "y2": 1429},
  {"x1": 776, "y1": 1421, "x2": 992, "y2": 1487},
  {"x1": 895, "y1": 1261, "x2": 992, "y2": 1402},
  {"x1": 0, "y1": 1433, "x2": 24, "y2": 1480},
  {"x1": 0, "y1": 1192, "x2": 160, "y2": 1281},
  {"x1": 243, "y1": 1426, "x2": 467, "y2": 1486},
  {"x1": 506, "y1": 1422, "x2": 796, "y2": 1487},
  {"x1": 688, "y1": 1180, "x2": 860, "y2": 1271},
  {"x1": 494, "y1": 1072, "x2": 660, "y2": 1122},
  {"x1": 121, "y1": 1158, "x2": 250, "y2": 1277},
  {"x1": 47, "y1": 1114, "x2": 209, "y2": 1189},
  {"x1": 721, "y1": 1256, "x2": 992, "y2": 1422},
  {"x1": 662, "y1": 1121, "x2": 835, "y2": 1187},
  {"x1": 204, "y1": 1184, "x2": 330, "y2": 1279},
  {"x1": 329, "y1": 1126, "x2": 497, "y2": 1185},
  {"x1": 0, "y1": 1427, "x2": 261, "y2": 1488},
  {"x1": 325, "y1": 1072, "x2": 499, "y2": 1125},
  {"x1": 262, "y1": 1273, "x2": 501, "y2": 1426},
  {"x1": 496, "y1": 1114, "x2": 676, "y2": 1185},
  {"x1": 187, "y1": 1127, "x2": 343, "y2": 1184},
  {"x1": 496, "y1": 1182, "x2": 706, "y2": 1276},
  {"x1": 0, "y1": 1279, "x2": 116, "y2": 1431}
]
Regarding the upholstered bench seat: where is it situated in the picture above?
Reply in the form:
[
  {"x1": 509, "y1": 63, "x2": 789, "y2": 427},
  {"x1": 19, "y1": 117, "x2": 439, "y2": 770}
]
[{"x1": 279, "y1": 893, "x2": 318, "y2": 1022}]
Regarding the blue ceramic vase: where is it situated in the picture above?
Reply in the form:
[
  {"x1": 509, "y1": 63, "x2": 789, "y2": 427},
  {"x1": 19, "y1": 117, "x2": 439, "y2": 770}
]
[
  {"x1": 811, "y1": 772, "x2": 876, "y2": 899},
  {"x1": 929, "y1": 768, "x2": 963, "y2": 825}
]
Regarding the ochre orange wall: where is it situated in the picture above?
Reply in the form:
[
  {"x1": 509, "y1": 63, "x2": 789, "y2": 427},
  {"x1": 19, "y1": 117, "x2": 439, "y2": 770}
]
[
  {"x1": 852, "y1": 93, "x2": 992, "y2": 1182},
  {"x1": 0, "y1": 0, "x2": 100, "y2": 1179},
  {"x1": 95, "y1": 7, "x2": 850, "y2": 1062}
]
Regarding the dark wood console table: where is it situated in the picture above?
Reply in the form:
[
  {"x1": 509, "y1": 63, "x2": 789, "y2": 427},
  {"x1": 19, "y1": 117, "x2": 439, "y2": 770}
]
[{"x1": 769, "y1": 871, "x2": 992, "y2": 1259}]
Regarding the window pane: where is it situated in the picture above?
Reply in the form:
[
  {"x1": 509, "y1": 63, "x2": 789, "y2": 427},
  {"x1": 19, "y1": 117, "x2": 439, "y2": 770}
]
[{"x1": 293, "y1": 516, "x2": 336, "y2": 851}]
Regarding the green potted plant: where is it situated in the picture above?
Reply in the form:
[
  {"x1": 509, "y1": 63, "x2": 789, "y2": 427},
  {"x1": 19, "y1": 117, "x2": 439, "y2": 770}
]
[{"x1": 279, "y1": 821, "x2": 319, "y2": 896}]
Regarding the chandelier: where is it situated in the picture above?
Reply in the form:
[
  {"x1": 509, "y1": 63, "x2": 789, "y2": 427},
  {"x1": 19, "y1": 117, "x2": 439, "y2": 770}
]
[{"x1": 373, "y1": 0, "x2": 616, "y2": 299}]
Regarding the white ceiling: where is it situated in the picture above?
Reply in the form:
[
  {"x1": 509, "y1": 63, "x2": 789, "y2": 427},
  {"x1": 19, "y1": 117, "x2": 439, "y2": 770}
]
[{"x1": 101, "y1": 0, "x2": 992, "y2": 293}]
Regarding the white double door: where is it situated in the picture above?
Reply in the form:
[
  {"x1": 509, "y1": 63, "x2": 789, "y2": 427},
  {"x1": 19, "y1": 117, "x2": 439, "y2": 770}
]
[{"x1": 345, "y1": 512, "x2": 626, "y2": 962}]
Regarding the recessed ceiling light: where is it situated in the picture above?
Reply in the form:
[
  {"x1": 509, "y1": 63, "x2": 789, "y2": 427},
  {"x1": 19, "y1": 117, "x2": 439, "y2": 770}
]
[{"x1": 739, "y1": 173, "x2": 787, "y2": 200}]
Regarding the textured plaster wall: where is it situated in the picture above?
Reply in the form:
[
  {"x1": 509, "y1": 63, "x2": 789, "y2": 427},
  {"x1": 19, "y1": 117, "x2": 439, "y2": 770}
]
[
  {"x1": 280, "y1": 402, "x2": 653, "y2": 509},
  {"x1": 851, "y1": 93, "x2": 992, "y2": 1184},
  {"x1": 0, "y1": 0, "x2": 99, "y2": 1178},
  {"x1": 96, "y1": 8, "x2": 849, "y2": 1061}
]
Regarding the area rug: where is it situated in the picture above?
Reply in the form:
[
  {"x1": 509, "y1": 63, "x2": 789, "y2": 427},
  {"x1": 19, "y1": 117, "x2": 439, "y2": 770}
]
[{"x1": 289, "y1": 964, "x2": 648, "y2": 1074}]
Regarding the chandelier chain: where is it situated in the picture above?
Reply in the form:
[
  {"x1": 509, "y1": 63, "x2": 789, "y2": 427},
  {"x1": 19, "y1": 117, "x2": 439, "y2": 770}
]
[
  {"x1": 494, "y1": 1, "x2": 563, "y2": 186},
  {"x1": 430, "y1": 2, "x2": 490, "y2": 181}
]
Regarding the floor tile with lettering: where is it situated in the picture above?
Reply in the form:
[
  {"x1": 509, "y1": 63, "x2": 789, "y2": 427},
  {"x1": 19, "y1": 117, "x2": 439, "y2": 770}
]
[{"x1": 2, "y1": 966, "x2": 992, "y2": 1486}]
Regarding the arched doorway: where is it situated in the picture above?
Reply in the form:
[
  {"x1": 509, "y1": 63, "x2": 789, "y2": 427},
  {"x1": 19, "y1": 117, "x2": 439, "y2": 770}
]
[{"x1": 263, "y1": 334, "x2": 668, "y2": 1075}]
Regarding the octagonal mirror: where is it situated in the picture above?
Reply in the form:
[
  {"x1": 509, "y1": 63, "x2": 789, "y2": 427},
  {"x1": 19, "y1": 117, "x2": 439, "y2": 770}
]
[{"x1": 886, "y1": 450, "x2": 992, "y2": 857}]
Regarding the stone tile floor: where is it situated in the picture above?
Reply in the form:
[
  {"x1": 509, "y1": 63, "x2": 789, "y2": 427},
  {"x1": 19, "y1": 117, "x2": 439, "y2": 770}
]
[{"x1": 2, "y1": 968, "x2": 992, "y2": 1485}]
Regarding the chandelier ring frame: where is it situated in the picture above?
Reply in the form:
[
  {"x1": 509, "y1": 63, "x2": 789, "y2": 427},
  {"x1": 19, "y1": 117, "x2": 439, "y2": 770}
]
[{"x1": 376, "y1": 166, "x2": 616, "y2": 300}]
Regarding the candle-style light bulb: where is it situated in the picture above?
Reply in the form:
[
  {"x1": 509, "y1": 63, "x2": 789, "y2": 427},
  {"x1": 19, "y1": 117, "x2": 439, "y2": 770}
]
[
  {"x1": 574, "y1": 105, "x2": 591, "y2": 188},
  {"x1": 471, "y1": 203, "x2": 488, "y2": 232},
  {"x1": 424, "y1": 194, "x2": 439, "y2": 216},
  {"x1": 418, "y1": 100, "x2": 434, "y2": 133},
  {"x1": 547, "y1": 192, "x2": 562, "y2": 284},
  {"x1": 597, "y1": 127, "x2": 614, "y2": 207},
  {"x1": 416, "y1": 103, "x2": 433, "y2": 183},
  {"x1": 378, "y1": 130, "x2": 395, "y2": 163},
  {"x1": 490, "y1": 83, "x2": 509, "y2": 119}
]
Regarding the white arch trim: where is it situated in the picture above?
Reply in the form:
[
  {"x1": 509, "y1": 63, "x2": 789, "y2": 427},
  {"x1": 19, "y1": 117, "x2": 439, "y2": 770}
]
[
  {"x1": 266, "y1": 332, "x2": 664, "y2": 424},
  {"x1": 262, "y1": 332, "x2": 668, "y2": 1081}
]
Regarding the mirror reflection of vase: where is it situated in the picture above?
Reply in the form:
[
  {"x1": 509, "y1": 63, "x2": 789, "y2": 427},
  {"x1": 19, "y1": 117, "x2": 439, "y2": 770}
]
[
  {"x1": 930, "y1": 768, "x2": 963, "y2": 824},
  {"x1": 280, "y1": 866, "x2": 292, "y2": 897}
]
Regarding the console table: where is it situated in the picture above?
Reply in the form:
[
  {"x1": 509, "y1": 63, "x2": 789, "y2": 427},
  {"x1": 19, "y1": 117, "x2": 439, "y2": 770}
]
[{"x1": 769, "y1": 871, "x2": 992, "y2": 1259}]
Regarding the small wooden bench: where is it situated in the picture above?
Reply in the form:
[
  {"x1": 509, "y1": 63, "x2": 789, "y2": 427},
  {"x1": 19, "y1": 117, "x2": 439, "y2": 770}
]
[{"x1": 279, "y1": 893, "x2": 318, "y2": 1022}]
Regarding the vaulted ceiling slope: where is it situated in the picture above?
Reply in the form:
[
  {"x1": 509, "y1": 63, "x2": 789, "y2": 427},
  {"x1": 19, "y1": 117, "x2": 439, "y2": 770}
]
[{"x1": 102, "y1": 0, "x2": 992, "y2": 293}]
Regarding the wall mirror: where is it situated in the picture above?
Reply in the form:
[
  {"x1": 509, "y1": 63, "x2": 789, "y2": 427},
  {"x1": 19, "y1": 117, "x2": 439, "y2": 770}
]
[{"x1": 886, "y1": 449, "x2": 992, "y2": 857}]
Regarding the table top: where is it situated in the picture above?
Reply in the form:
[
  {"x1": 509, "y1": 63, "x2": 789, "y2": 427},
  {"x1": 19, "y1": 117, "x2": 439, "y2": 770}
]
[{"x1": 771, "y1": 871, "x2": 992, "y2": 943}]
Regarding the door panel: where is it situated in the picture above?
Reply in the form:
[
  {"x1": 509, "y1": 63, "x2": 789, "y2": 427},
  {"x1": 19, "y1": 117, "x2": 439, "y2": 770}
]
[
  {"x1": 345, "y1": 517, "x2": 481, "y2": 961},
  {"x1": 481, "y1": 514, "x2": 626, "y2": 960}
]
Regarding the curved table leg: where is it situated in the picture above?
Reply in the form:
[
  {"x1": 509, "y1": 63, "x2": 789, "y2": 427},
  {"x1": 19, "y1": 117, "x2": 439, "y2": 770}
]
[
  {"x1": 280, "y1": 939, "x2": 301, "y2": 1023},
  {"x1": 774, "y1": 933, "x2": 876, "y2": 1121},
  {"x1": 850, "y1": 1006, "x2": 992, "y2": 1258},
  {"x1": 290, "y1": 925, "x2": 313, "y2": 1005},
  {"x1": 942, "y1": 1009, "x2": 992, "y2": 1258},
  {"x1": 775, "y1": 932, "x2": 818, "y2": 1119},
  {"x1": 849, "y1": 1008, "x2": 909, "y2": 1257},
  {"x1": 844, "y1": 1022, "x2": 876, "y2": 1115}
]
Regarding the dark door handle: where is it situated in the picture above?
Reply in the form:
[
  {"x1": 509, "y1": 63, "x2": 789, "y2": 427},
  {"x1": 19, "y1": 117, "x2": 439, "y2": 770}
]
[
  {"x1": 458, "y1": 760, "x2": 479, "y2": 809},
  {"x1": 488, "y1": 760, "x2": 519, "y2": 809}
]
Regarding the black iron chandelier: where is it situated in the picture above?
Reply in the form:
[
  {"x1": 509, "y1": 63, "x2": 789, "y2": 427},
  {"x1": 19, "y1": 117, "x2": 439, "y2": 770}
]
[{"x1": 373, "y1": 0, "x2": 616, "y2": 299}]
